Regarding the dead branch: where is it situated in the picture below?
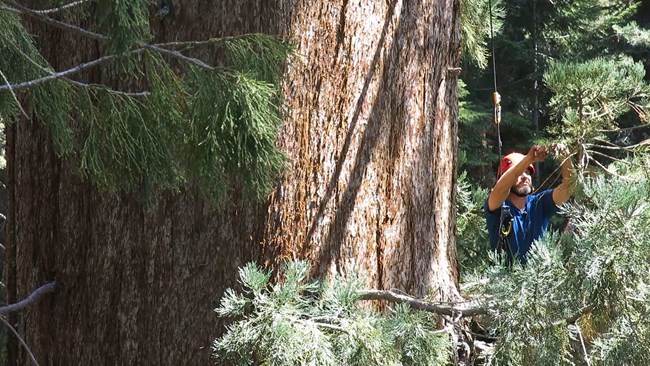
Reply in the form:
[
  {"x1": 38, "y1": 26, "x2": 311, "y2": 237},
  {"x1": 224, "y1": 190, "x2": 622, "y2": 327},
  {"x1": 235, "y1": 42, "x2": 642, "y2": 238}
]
[
  {"x1": 357, "y1": 289, "x2": 486, "y2": 317},
  {"x1": 0, "y1": 281, "x2": 57, "y2": 314}
]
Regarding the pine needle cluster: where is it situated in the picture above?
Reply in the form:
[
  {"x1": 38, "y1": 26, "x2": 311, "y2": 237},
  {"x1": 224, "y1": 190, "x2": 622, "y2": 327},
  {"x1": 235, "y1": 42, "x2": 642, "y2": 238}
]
[
  {"x1": 0, "y1": 4, "x2": 292, "y2": 202},
  {"x1": 545, "y1": 56, "x2": 650, "y2": 164},
  {"x1": 213, "y1": 261, "x2": 451, "y2": 366}
]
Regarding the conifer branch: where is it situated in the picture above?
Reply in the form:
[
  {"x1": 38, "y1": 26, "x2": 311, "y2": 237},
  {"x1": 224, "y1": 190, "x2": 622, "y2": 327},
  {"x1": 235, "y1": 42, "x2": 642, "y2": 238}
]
[
  {"x1": 357, "y1": 289, "x2": 486, "y2": 317},
  {"x1": 1, "y1": 1, "x2": 216, "y2": 70}
]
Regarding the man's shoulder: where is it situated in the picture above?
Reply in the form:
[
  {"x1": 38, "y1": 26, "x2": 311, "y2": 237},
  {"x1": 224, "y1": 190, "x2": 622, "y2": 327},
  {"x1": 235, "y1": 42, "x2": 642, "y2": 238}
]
[
  {"x1": 527, "y1": 188, "x2": 560, "y2": 215},
  {"x1": 529, "y1": 188, "x2": 554, "y2": 201}
]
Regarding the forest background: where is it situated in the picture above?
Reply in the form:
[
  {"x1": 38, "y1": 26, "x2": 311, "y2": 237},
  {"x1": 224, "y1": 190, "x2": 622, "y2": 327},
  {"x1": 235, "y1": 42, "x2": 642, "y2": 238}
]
[{"x1": 1, "y1": 0, "x2": 650, "y2": 366}]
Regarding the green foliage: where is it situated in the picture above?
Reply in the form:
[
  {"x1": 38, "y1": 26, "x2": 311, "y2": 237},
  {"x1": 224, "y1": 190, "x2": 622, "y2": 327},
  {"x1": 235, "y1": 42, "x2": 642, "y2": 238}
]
[
  {"x1": 461, "y1": 0, "x2": 504, "y2": 69},
  {"x1": 456, "y1": 171, "x2": 490, "y2": 278},
  {"x1": 613, "y1": 21, "x2": 650, "y2": 47},
  {"x1": 95, "y1": 0, "x2": 151, "y2": 56},
  {"x1": 186, "y1": 67, "x2": 285, "y2": 200},
  {"x1": 213, "y1": 261, "x2": 451, "y2": 366},
  {"x1": 545, "y1": 56, "x2": 650, "y2": 170},
  {"x1": 0, "y1": 6, "x2": 292, "y2": 203}
]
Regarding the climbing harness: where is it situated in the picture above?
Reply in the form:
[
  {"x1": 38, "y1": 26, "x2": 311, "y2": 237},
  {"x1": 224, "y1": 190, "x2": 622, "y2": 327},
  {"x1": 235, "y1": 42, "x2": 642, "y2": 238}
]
[{"x1": 498, "y1": 204, "x2": 514, "y2": 261}]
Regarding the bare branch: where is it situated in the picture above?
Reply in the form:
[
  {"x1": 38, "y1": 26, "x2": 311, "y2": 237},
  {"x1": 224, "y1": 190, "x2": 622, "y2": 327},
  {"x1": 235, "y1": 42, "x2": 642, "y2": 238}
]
[
  {"x1": 0, "y1": 281, "x2": 57, "y2": 314},
  {"x1": 357, "y1": 289, "x2": 486, "y2": 317},
  {"x1": 588, "y1": 149, "x2": 631, "y2": 165},
  {"x1": 0, "y1": 32, "x2": 149, "y2": 97},
  {"x1": 597, "y1": 124, "x2": 650, "y2": 134},
  {"x1": 32, "y1": 0, "x2": 89, "y2": 14},
  {"x1": 0, "y1": 317, "x2": 41, "y2": 366},
  {"x1": 0, "y1": 50, "x2": 145, "y2": 92}
]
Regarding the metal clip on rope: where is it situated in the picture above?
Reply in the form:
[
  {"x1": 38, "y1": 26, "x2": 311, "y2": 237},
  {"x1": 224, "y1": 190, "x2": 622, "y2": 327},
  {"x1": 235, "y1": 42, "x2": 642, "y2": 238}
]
[{"x1": 493, "y1": 92, "x2": 501, "y2": 125}]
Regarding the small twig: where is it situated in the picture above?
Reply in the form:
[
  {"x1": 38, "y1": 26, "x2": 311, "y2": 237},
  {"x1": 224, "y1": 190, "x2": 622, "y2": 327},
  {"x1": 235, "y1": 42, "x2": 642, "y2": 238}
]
[
  {"x1": 590, "y1": 158, "x2": 633, "y2": 181},
  {"x1": 0, "y1": 68, "x2": 29, "y2": 119},
  {"x1": 0, "y1": 316, "x2": 41, "y2": 366},
  {"x1": 585, "y1": 143, "x2": 627, "y2": 151},
  {"x1": 0, "y1": 281, "x2": 57, "y2": 314},
  {"x1": 357, "y1": 289, "x2": 486, "y2": 317},
  {"x1": 294, "y1": 318, "x2": 348, "y2": 333}
]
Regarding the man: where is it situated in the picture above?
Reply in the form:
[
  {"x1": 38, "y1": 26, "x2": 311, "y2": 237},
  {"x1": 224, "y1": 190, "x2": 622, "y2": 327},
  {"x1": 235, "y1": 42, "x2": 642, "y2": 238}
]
[{"x1": 485, "y1": 145, "x2": 574, "y2": 264}]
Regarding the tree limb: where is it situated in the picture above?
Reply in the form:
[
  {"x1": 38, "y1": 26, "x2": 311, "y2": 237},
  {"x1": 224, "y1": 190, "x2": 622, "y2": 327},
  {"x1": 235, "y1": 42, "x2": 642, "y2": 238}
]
[
  {"x1": 0, "y1": 50, "x2": 145, "y2": 92},
  {"x1": 0, "y1": 281, "x2": 57, "y2": 314},
  {"x1": 357, "y1": 289, "x2": 486, "y2": 317},
  {"x1": 1, "y1": 1, "x2": 215, "y2": 70},
  {"x1": 0, "y1": 31, "x2": 149, "y2": 97}
]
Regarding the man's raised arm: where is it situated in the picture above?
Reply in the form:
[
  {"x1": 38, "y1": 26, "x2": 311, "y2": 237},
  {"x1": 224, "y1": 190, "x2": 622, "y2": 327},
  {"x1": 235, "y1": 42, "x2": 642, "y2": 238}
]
[
  {"x1": 487, "y1": 145, "x2": 548, "y2": 212},
  {"x1": 552, "y1": 157, "x2": 575, "y2": 206}
]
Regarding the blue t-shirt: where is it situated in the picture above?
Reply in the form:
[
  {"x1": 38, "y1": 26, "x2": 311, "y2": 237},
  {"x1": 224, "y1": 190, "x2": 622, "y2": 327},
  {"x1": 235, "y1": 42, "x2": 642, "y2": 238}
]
[{"x1": 485, "y1": 189, "x2": 559, "y2": 264}]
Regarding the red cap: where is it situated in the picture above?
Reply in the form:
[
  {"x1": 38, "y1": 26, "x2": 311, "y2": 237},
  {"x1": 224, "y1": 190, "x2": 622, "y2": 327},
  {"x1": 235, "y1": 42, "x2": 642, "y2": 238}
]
[{"x1": 497, "y1": 152, "x2": 535, "y2": 179}]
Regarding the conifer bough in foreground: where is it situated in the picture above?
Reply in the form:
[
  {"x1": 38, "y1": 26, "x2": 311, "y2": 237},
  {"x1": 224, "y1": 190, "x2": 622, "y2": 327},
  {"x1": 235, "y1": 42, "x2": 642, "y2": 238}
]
[{"x1": 0, "y1": 1, "x2": 292, "y2": 202}]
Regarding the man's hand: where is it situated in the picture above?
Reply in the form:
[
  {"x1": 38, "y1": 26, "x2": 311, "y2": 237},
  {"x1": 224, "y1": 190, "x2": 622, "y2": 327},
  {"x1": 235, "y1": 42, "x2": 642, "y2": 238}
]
[{"x1": 526, "y1": 145, "x2": 549, "y2": 164}]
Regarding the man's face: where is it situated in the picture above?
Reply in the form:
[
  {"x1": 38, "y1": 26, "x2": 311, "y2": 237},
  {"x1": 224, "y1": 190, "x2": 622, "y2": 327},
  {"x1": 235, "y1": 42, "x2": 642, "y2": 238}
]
[{"x1": 510, "y1": 171, "x2": 532, "y2": 197}]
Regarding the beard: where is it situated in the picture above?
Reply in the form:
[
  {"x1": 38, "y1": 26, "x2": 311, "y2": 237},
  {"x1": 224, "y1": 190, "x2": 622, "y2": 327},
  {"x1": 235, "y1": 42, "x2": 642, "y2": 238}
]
[{"x1": 511, "y1": 184, "x2": 532, "y2": 197}]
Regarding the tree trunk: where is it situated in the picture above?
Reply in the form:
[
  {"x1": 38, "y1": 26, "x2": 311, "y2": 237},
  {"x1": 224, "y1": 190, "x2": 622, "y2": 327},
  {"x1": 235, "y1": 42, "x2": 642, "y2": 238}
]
[
  {"x1": 264, "y1": 0, "x2": 461, "y2": 299},
  {"x1": 6, "y1": 1, "x2": 461, "y2": 365}
]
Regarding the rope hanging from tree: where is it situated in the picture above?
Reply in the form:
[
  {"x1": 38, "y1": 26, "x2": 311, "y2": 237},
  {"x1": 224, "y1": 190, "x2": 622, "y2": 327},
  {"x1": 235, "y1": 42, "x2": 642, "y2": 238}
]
[{"x1": 488, "y1": 0, "x2": 502, "y2": 158}]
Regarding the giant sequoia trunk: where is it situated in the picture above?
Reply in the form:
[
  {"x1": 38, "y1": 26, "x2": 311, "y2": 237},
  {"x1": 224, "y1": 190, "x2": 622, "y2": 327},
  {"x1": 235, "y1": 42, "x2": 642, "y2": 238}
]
[{"x1": 6, "y1": 1, "x2": 461, "y2": 365}]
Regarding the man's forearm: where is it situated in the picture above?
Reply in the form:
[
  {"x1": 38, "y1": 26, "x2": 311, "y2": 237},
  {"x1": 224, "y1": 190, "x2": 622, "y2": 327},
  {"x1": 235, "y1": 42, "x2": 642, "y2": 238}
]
[{"x1": 553, "y1": 158, "x2": 575, "y2": 205}]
